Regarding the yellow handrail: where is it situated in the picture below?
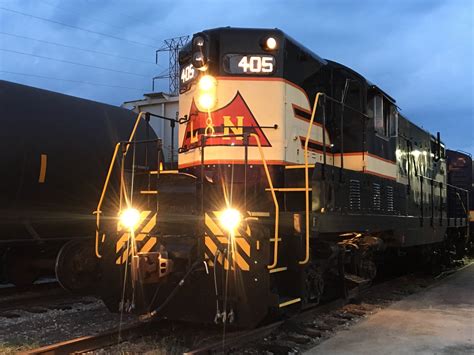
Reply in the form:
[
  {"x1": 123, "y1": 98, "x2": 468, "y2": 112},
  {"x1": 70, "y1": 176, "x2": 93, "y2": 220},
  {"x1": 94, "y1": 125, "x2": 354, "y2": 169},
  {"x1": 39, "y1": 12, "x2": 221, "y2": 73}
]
[
  {"x1": 94, "y1": 111, "x2": 147, "y2": 258},
  {"x1": 250, "y1": 133, "x2": 279, "y2": 269},
  {"x1": 299, "y1": 92, "x2": 323, "y2": 265}
]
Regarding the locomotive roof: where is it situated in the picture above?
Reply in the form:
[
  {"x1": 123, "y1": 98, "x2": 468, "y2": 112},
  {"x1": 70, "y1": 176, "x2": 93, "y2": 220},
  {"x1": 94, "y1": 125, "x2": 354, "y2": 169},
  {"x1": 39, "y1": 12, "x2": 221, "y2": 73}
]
[{"x1": 199, "y1": 27, "x2": 395, "y2": 103}]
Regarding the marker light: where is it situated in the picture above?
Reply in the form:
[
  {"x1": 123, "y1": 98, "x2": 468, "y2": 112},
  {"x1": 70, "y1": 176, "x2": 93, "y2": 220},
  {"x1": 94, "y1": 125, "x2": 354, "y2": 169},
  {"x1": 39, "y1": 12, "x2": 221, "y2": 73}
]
[
  {"x1": 265, "y1": 37, "x2": 277, "y2": 50},
  {"x1": 193, "y1": 36, "x2": 205, "y2": 47},
  {"x1": 219, "y1": 208, "x2": 242, "y2": 233},
  {"x1": 120, "y1": 208, "x2": 141, "y2": 230}
]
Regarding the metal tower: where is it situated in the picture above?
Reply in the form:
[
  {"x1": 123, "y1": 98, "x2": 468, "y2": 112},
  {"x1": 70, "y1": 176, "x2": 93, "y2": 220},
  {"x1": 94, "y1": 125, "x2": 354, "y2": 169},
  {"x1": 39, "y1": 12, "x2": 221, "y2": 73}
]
[{"x1": 153, "y1": 35, "x2": 190, "y2": 95}]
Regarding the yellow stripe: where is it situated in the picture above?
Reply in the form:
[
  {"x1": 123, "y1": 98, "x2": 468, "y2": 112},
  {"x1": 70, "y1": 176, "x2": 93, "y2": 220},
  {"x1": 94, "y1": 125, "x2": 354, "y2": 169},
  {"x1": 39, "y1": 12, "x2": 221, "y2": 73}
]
[
  {"x1": 247, "y1": 211, "x2": 270, "y2": 217},
  {"x1": 205, "y1": 213, "x2": 223, "y2": 236},
  {"x1": 234, "y1": 237, "x2": 250, "y2": 257},
  {"x1": 38, "y1": 154, "x2": 47, "y2": 183},
  {"x1": 116, "y1": 234, "x2": 128, "y2": 253},
  {"x1": 140, "y1": 190, "x2": 158, "y2": 194},
  {"x1": 265, "y1": 187, "x2": 312, "y2": 192},
  {"x1": 269, "y1": 267, "x2": 287, "y2": 273},
  {"x1": 285, "y1": 164, "x2": 315, "y2": 170},
  {"x1": 141, "y1": 214, "x2": 157, "y2": 234},
  {"x1": 140, "y1": 237, "x2": 157, "y2": 253},
  {"x1": 234, "y1": 252, "x2": 249, "y2": 271},
  {"x1": 205, "y1": 236, "x2": 232, "y2": 270},
  {"x1": 279, "y1": 298, "x2": 301, "y2": 308}
]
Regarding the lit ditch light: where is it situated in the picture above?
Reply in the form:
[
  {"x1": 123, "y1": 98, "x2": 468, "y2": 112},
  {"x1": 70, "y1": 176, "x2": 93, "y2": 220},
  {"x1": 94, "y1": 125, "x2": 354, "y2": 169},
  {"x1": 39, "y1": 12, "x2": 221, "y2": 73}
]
[
  {"x1": 197, "y1": 75, "x2": 217, "y2": 110},
  {"x1": 120, "y1": 208, "x2": 141, "y2": 230},
  {"x1": 219, "y1": 208, "x2": 242, "y2": 234}
]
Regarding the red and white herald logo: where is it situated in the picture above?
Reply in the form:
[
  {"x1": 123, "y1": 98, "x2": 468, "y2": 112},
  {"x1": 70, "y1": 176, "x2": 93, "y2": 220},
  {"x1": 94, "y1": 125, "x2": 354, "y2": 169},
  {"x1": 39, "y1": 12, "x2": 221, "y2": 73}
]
[{"x1": 181, "y1": 92, "x2": 271, "y2": 151}]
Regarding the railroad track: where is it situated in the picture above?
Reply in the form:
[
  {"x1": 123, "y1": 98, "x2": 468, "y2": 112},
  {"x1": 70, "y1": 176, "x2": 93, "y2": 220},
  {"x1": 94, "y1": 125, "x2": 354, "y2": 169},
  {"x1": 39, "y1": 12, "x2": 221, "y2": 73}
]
[
  {"x1": 23, "y1": 260, "x2": 472, "y2": 354},
  {"x1": 0, "y1": 281, "x2": 88, "y2": 317},
  {"x1": 22, "y1": 321, "x2": 164, "y2": 355}
]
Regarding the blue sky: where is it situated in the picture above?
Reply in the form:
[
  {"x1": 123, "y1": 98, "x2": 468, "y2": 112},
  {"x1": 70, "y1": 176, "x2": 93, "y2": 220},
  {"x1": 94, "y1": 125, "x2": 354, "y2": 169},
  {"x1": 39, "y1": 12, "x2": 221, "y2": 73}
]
[{"x1": 0, "y1": 0, "x2": 472, "y2": 153}]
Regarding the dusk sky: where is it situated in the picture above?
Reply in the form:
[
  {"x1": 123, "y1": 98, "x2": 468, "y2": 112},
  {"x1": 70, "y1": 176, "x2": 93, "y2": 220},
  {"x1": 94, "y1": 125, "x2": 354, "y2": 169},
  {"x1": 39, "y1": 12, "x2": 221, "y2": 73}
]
[{"x1": 0, "y1": 0, "x2": 472, "y2": 153}]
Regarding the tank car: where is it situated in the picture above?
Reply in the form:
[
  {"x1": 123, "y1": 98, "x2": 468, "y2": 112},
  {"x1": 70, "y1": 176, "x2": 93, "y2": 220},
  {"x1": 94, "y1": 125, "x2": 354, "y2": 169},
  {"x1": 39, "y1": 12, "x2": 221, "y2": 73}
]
[
  {"x1": 96, "y1": 27, "x2": 470, "y2": 327},
  {"x1": 0, "y1": 80, "x2": 153, "y2": 290}
]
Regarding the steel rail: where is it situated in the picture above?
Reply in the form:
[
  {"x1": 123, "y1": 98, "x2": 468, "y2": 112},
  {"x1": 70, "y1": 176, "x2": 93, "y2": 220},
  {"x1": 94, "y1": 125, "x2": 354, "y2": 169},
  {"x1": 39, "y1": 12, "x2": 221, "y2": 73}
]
[{"x1": 22, "y1": 322, "x2": 158, "y2": 355}]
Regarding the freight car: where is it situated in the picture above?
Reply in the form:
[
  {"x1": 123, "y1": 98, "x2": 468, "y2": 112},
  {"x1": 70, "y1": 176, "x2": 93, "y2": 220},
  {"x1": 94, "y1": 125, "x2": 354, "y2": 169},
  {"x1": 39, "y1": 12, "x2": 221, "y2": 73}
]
[
  {"x1": 96, "y1": 27, "x2": 470, "y2": 327},
  {"x1": 0, "y1": 80, "x2": 153, "y2": 290}
]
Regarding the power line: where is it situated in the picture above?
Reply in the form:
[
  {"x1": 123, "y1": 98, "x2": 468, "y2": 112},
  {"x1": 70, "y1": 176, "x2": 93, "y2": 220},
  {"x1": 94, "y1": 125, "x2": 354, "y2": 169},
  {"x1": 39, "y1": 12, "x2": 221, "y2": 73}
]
[
  {"x1": 0, "y1": 48, "x2": 150, "y2": 78},
  {"x1": 0, "y1": 6, "x2": 158, "y2": 49},
  {"x1": 38, "y1": 0, "x2": 161, "y2": 45},
  {"x1": 0, "y1": 70, "x2": 147, "y2": 92},
  {"x1": 0, "y1": 31, "x2": 157, "y2": 65}
]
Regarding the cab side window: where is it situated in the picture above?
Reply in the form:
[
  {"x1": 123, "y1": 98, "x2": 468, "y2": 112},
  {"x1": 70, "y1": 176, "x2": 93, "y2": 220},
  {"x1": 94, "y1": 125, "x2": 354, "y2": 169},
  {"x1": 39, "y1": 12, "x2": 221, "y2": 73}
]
[{"x1": 368, "y1": 94, "x2": 397, "y2": 137}]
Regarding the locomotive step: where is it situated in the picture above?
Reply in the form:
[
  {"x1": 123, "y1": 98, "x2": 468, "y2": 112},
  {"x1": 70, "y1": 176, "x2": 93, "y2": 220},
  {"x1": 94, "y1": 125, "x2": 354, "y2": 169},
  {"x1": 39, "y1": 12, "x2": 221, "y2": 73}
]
[
  {"x1": 278, "y1": 297, "x2": 302, "y2": 308},
  {"x1": 269, "y1": 266, "x2": 288, "y2": 273}
]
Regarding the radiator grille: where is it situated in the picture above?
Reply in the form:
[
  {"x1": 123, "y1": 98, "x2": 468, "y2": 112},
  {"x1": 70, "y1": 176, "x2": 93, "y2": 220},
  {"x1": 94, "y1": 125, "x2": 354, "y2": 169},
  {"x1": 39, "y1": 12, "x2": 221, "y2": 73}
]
[
  {"x1": 372, "y1": 183, "x2": 381, "y2": 211},
  {"x1": 349, "y1": 179, "x2": 361, "y2": 210}
]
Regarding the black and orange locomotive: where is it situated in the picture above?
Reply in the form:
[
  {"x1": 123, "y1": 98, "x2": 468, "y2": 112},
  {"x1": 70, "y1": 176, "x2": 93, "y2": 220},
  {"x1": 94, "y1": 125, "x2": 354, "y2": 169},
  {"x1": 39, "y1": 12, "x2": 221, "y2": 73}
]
[{"x1": 96, "y1": 27, "x2": 470, "y2": 327}]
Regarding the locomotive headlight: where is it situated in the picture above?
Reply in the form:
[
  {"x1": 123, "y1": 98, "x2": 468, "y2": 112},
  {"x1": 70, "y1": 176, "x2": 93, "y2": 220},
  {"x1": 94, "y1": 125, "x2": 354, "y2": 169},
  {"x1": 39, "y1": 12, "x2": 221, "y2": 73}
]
[
  {"x1": 198, "y1": 75, "x2": 216, "y2": 91},
  {"x1": 198, "y1": 93, "x2": 216, "y2": 110},
  {"x1": 120, "y1": 208, "x2": 141, "y2": 230},
  {"x1": 197, "y1": 75, "x2": 217, "y2": 110},
  {"x1": 219, "y1": 208, "x2": 242, "y2": 234}
]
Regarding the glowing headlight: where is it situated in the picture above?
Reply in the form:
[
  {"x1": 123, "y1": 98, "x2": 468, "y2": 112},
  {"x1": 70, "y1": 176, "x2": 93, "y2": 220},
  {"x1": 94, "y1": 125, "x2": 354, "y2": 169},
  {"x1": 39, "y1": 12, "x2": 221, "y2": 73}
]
[
  {"x1": 265, "y1": 37, "x2": 277, "y2": 50},
  {"x1": 198, "y1": 92, "x2": 216, "y2": 109},
  {"x1": 197, "y1": 75, "x2": 217, "y2": 110},
  {"x1": 198, "y1": 75, "x2": 216, "y2": 91},
  {"x1": 120, "y1": 208, "x2": 141, "y2": 230},
  {"x1": 219, "y1": 208, "x2": 242, "y2": 233}
]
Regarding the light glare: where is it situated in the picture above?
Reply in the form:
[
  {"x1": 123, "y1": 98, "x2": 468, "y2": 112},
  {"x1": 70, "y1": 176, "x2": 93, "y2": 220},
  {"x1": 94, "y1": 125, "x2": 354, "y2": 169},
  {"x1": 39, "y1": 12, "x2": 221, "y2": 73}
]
[
  {"x1": 199, "y1": 75, "x2": 216, "y2": 91},
  {"x1": 120, "y1": 208, "x2": 141, "y2": 230},
  {"x1": 219, "y1": 208, "x2": 242, "y2": 233},
  {"x1": 198, "y1": 93, "x2": 216, "y2": 109}
]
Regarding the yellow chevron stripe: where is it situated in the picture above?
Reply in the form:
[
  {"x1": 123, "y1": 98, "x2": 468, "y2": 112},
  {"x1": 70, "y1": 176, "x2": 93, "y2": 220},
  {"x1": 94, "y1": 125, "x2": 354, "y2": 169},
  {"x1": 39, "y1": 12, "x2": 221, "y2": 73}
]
[
  {"x1": 205, "y1": 213, "x2": 222, "y2": 236},
  {"x1": 234, "y1": 237, "x2": 250, "y2": 257},
  {"x1": 205, "y1": 236, "x2": 233, "y2": 270},
  {"x1": 116, "y1": 234, "x2": 128, "y2": 253},
  {"x1": 140, "y1": 237, "x2": 157, "y2": 253},
  {"x1": 141, "y1": 214, "x2": 157, "y2": 234},
  {"x1": 233, "y1": 251, "x2": 249, "y2": 270}
]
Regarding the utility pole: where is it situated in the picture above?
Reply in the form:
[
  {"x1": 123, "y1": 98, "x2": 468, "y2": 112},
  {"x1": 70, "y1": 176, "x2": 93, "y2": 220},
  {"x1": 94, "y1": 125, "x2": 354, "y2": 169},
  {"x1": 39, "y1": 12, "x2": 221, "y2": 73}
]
[{"x1": 153, "y1": 35, "x2": 189, "y2": 95}]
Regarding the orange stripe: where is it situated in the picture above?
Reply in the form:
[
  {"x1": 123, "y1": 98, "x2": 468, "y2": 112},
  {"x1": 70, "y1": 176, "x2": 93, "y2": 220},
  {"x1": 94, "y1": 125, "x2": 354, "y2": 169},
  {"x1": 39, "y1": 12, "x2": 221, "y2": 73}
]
[{"x1": 38, "y1": 154, "x2": 47, "y2": 183}]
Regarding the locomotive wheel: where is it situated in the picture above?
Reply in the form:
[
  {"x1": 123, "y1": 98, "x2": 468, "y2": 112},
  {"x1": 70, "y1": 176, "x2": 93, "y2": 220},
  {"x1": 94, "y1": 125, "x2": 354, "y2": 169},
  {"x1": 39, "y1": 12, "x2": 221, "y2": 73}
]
[
  {"x1": 55, "y1": 240, "x2": 98, "y2": 294},
  {"x1": 4, "y1": 248, "x2": 40, "y2": 288}
]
